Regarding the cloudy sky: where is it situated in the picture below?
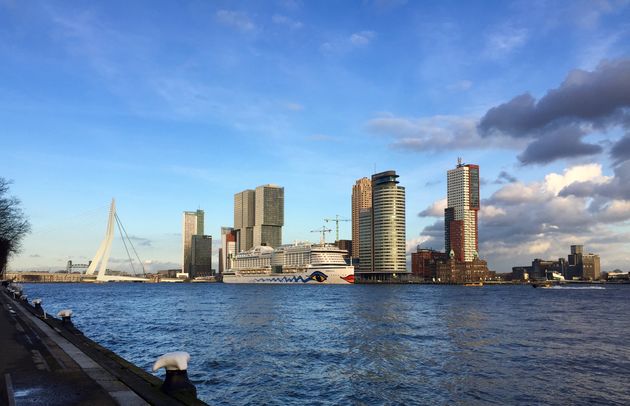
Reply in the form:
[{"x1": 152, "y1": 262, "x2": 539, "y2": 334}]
[{"x1": 2, "y1": 0, "x2": 629, "y2": 273}]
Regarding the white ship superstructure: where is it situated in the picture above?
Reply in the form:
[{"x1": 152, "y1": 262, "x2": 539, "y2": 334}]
[{"x1": 223, "y1": 243, "x2": 354, "y2": 284}]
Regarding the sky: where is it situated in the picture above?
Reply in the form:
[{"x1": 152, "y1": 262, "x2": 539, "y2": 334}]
[{"x1": 2, "y1": 0, "x2": 630, "y2": 273}]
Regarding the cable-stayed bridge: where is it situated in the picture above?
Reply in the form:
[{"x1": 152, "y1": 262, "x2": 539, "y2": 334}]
[{"x1": 85, "y1": 199, "x2": 149, "y2": 282}]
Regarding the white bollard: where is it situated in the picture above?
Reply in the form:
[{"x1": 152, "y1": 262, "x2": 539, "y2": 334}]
[
  {"x1": 57, "y1": 309, "x2": 73, "y2": 324},
  {"x1": 152, "y1": 352, "x2": 196, "y2": 397}
]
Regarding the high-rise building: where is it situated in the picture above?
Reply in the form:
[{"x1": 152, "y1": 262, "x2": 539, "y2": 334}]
[
  {"x1": 234, "y1": 190, "x2": 255, "y2": 252},
  {"x1": 358, "y1": 208, "x2": 373, "y2": 272},
  {"x1": 234, "y1": 185, "x2": 284, "y2": 252},
  {"x1": 220, "y1": 227, "x2": 237, "y2": 273},
  {"x1": 253, "y1": 184, "x2": 284, "y2": 248},
  {"x1": 357, "y1": 170, "x2": 406, "y2": 279},
  {"x1": 372, "y1": 171, "x2": 406, "y2": 273},
  {"x1": 182, "y1": 210, "x2": 204, "y2": 275},
  {"x1": 444, "y1": 159, "x2": 480, "y2": 262},
  {"x1": 191, "y1": 235, "x2": 212, "y2": 277},
  {"x1": 352, "y1": 177, "x2": 372, "y2": 262}
]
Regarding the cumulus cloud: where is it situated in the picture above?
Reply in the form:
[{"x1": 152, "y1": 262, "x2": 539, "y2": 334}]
[
  {"x1": 216, "y1": 10, "x2": 255, "y2": 32},
  {"x1": 479, "y1": 59, "x2": 630, "y2": 137},
  {"x1": 415, "y1": 163, "x2": 630, "y2": 271},
  {"x1": 418, "y1": 198, "x2": 447, "y2": 217},
  {"x1": 560, "y1": 160, "x2": 630, "y2": 200},
  {"x1": 610, "y1": 134, "x2": 630, "y2": 165},
  {"x1": 477, "y1": 58, "x2": 630, "y2": 165},
  {"x1": 516, "y1": 126, "x2": 603, "y2": 164}
]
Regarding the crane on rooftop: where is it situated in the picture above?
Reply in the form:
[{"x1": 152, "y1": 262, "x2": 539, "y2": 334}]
[
  {"x1": 310, "y1": 226, "x2": 332, "y2": 245},
  {"x1": 324, "y1": 215, "x2": 350, "y2": 242}
]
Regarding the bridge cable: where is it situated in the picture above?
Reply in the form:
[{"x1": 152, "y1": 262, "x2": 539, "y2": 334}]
[
  {"x1": 114, "y1": 214, "x2": 137, "y2": 276},
  {"x1": 115, "y1": 213, "x2": 147, "y2": 276}
]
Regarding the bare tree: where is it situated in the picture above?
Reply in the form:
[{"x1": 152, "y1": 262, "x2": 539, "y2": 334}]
[{"x1": 0, "y1": 178, "x2": 31, "y2": 277}]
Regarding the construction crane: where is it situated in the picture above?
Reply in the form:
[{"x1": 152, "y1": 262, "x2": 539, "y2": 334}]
[
  {"x1": 310, "y1": 226, "x2": 332, "y2": 244},
  {"x1": 324, "y1": 215, "x2": 350, "y2": 242}
]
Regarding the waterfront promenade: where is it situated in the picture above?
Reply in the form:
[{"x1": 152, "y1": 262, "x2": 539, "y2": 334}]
[{"x1": 0, "y1": 286, "x2": 205, "y2": 405}]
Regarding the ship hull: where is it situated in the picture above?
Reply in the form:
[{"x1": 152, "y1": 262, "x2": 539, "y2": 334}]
[{"x1": 223, "y1": 266, "x2": 354, "y2": 284}]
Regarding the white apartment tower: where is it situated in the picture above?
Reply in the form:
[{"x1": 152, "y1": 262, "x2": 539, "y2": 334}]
[
  {"x1": 444, "y1": 159, "x2": 480, "y2": 262},
  {"x1": 372, "y1": 171, "x2": 406, "y2": 273},
  {"x1": 358, "y1": 171, "x2": 406, "y2": 274}
]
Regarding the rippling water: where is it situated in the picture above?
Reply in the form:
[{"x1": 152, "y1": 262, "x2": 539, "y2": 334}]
[{"x1": 22, "y1": 283, "x2": 630, "y2": 405}]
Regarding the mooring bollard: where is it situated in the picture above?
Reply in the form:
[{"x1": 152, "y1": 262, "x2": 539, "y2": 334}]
[
  {"x1": 33, "y1": 298, "x2": 44, "y2": 315},
  {"x1": 57, "y1": 309, "x2": 73, "y2": 325},
  {"x1": 152, "y1": 352, "x2": 197, "y2": 398}
]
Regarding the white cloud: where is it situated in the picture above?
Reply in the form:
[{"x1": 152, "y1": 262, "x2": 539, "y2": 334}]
[
  {"x1": 543, "y1": 163, "x2": 610, "y2": 194},
  {"x1": 321, "y1": 30, "x2": 377, "y2": 54},
  {"x1": 286, "y1": 102, "x2": 304, "y2": 111},
  {"x1": 216, "y1": 10, "x2": 255, "y2": 32},
  {"x1": 366, "y1": 114, "x2": 522, "y2": 151},
  {"x1": 597, "y1": 200, "x2": 630, "y2": 222},
  {"x1": 491, "y1": 164, "x2": 610, "y2": 204},
  {"x1": 419, "y1": 198, "x2": 447, "y2": 217},
  {"x1": 485, "y1": 26, "x2": 528, "y2": 58},
  {"x1": 406, "y1": 236, "x2": 430, "y2": 254},
  {"x1": 272, "y1": 14, "x2": 303, "y2": 29},
  {"x1": 349, "y1": 30, "x2": 376, "y2": 46},
  {"x1": 446, "y1": 80, "x2": 473, "y2": 92},
  {"x1": 527, "y1": 240, "x2": 551, "y2": 255},
  {"x1": 480, "y1": 205, "x2": 506, "y2": 219}
]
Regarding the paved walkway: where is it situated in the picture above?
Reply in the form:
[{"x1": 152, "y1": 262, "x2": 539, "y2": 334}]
[{"x1": 0, "y1": 291, "x2": 145, "y2": 405}]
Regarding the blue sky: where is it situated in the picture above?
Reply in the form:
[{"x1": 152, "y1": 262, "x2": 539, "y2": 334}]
[{"x1": 2, "y1": 0, "x2": 630, "y2": 273}]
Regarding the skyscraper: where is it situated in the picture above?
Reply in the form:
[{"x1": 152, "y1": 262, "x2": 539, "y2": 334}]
[
  {"x1": 182, "y1": 209, "x2": 204, "y2": 275},
  {"x1": 190, "y1": 235, "x2": 212, "y2": 277},
  {"x1": 234, "y1": 184, "x2": 284, "y2": 252},
  {"x1": 253, "y1": 184, "x2": 284, "y2": 248},
  {"x1": 372, "y1": 171, "x2": 406, "y2": 273},
  {"x1": 352, "y1": 177, "x2": 372, "y2": 262},
  {"x1": 444, "y1": 159, "x2": 480, "y2": 262},
  {"x1": 234, "y1": 190, "x2": 255, "y2": 252},
  {"x1": 358, "y1": 208, "x2": 372, "y2": 272},
  {"x1": 357, "y1": 171, "x2": 406, "y2": 279}
]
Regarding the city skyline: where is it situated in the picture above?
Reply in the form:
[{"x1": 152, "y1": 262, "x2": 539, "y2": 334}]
[{"x1": 2, "y1": 1, "x2": 630, "y2": 273}]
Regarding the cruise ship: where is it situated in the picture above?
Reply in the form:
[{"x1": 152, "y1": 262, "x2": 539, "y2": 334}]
[{"x1": 222, "y1": 243, "x2": 355, "y2": 284}]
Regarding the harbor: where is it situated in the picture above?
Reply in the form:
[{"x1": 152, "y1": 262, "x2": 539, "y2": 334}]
[{"x1": 4, "y1": 281, "x2": 630, "y2": 405}]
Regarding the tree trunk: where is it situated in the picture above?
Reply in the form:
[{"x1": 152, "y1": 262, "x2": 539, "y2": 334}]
[{"x1": 0, "y1": 239, "x2": 10, "y2": 279}]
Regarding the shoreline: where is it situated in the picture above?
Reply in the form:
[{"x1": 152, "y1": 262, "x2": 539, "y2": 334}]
[{"x1": 0, "y1": 283, "x2": 206, "y2": 405}]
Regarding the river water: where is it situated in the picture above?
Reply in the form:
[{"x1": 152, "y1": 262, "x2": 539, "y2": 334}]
[{"x1": 21, "y1": 283, "x2": 630, "y2": 405}]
